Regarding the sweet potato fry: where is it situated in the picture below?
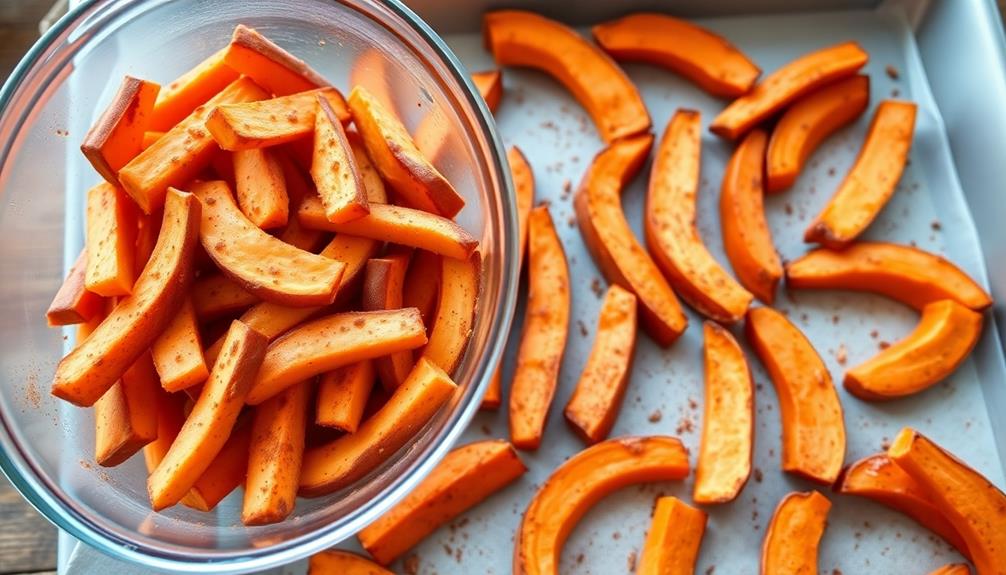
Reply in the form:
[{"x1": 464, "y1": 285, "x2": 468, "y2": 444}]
[
  {"x1": 784, "y1": 242, "x2": 992, "y2": 311},
  {"x1": 403, "y1": 249, "x2": 441, "y2": 326},
  {"x1": 637, "y1": 497, "x2": 707, "y2": 575},
  {"x1": 52, "y1": 189, "x2": 199, "y2": 407},
  {"x1": 362, "y1": 253, "x2": 415, "y2": 389},
  {"x1": 46, "y1": 250, "x2": 104, "y2": 326},
  {"x1": 422, "y1": 251, "x2": 481, "y2": 376},
  {"x1": 308, "y1": 551, "x2": 393, "y2": 575},
  {"x1": 575, "y1": 134, "x2": 688, "y2": 346},
  {"x1": 81, "y1": 76, "x2": 160, "y2": 185},
  {"x1": 720, "y1": 129, "x2": 781, "y2": 304},
  {"x1": 347, "y1": 130, "x2": 388, "y2": 204},
  {"x1": 710, "y1": 41, "x2": 869, "y2": 140},
  {"x1": 745, "y1": 307, "x2": 846, "y2": 484},
  {"x1": 191, "y1": 274, "x2": 258, "y2": 321},
  {"x1": 646, "y1": 110, "x2": 753, "y2": 322},
  {"x1": 94, "y1": 350, "x2": 159, "y2": 467},
  {"x1": 358, "y1": 439, "x2": 527, "y2": 565},
  {"x1": 510, "y1": 206, "x2": 570, "y2": 450},
  {"x1": 205, "y1": 88, "x2": 349, "y2": 151},
  {"x1": 484, "y1": 10, "x2": 650, "y2": 143},
  {"x1": 316, "y1": 361, "x2": 375, "y2": 432},
  {"x1": 413, "y1": 70, "x2": 504, "y2": 163},
  {"x1": 515, "y1": 437, "x2": 690, "y2": 575},
  {"x1": 761, "y1": 491, "x2": 831, "y2": 575},
  {"x1": 275, "y1": 154, "x2": 330, "y2": 252},
  {"x1": 223, "y1": 24, "x2": 331, "y2": 96},
  {"x1": 150, "y1": 297, "x2": 208, "y2": 392},
  {"x1": 84, "y1": 182, "x2": 138, "y2": 297},
  {"x1": 149, "y1": 48, "x2": 239, "y2": 131},
  {"x1": 694, "y1": 321, "x2": 754, "y2": 504},
  {"x1": 299, "y1": 358, "x2": 457, "y2": 496},
  {"x1": 233, "y1": 147, "x2": 289, "y2": 229},
  {"x1": 134, "y1": 209, "x2": 162, "y2": 272},
  {"x1": 147, "y1": 320, "x2": 267, "y2": 510},
  {"x1": 312, "y1": 95, "x2": 369, "y2": 223},
  {"x1": 142, "y1": 388, "x2": 187, "y2": 473},
  {"x1": 182, "y1": 421, "x2": 251, "y2": 512},
  {"x1": 766, "y1": 75, "x2": 870, "y2": 192},
  {"x1": 592, "y1": 13, "x2": 760, "y2": 97},
  {"x1": 191, "y1": 180, "x2": 345, "y2": 306},
  {"x1": 564, "y1": 285, "x2": 637, "y2": 444}
]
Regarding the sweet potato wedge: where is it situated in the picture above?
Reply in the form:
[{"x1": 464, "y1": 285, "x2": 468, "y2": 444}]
[
  {"x1": 592, "y1": 13, "x2": 760, "y2": 97},
  {"x1": 312, "y1": 95, "x2": 369, "y2": 223},
  {"x1": 358, "y1": 439, "x2": 527, "y2": 565},
  {"x1": 81, "y1": 76, "x2": 160, "y2": 185},
  {"x1": 784, "y1": 242, "x2": 992, "y2": 311},
  {"x1": 147, "y1": 320, "x2": 267, "y2": 510},
  {"x1": 710, "y1": 41, "x2": 869, "y2": 140},
  {"x1": 844, "y1": 300, "x2": 983, "y2": 401},
  {"x1": 192, "y1": 180, "x2": 345, "y2": 307},
  {"x1": 149, "y1": 48, "x2": 239, "y2": 131},
  {"x1": 694, "y1": 321, "x2": 754, "y2": 504},
  {"x1": 575, "y1": 134, "x2": 688, "y2": 346},
  {"x1": 94, "y1": 350, "x2": 159, "y2": 467},
  {"x1": 636, "y1": 497, "x2": 707, "y2": 575},
  {"x1": 118, "y1": 77, "x2": 268, "y2": 214},
  {"x1": 300, "y1": 358, "x2": 457, "y2": 497},
  {"x1": 182, "y1": 421, "x2": 251, "y2": 512},
  {"x1": 413, "y1": 70, "x2": 504, "y2": 163},
  {"x1": 646, "y1": 109, "x2": 753, "y2": 323},
  {"x1": 134, "y1": 210, "x2": 162, "y2": 273},
  {"x1": 316, "y1": 361, "x2": 375, "y2": 432},
  {"x1": 84, "y1": 182, "x2": 138, "y2": 297},
  {"x1": 247, "y1": 308, "x2": 427, "y2": 405},
  {"x1": 720, "y1": 129, "x2": 781, "y2": 304},
  {"x1": 745, "y1": 307, "x2": 846, "y2": 484},
  {"x1": 766, "y1": 75, "x2": 870, "y2": 192},
  {"x1": 275, "y1": 154, "x2": 330, "y2": 252},
  {"x1": 564, "y1": 285, "x2": 637, "y2": 444},
  {"x1": 205, "y1": 88, "x2": 349, "y2": 151},
  {"x1": 191, "y1": 274, "x2": 258, "y2": 321},
  {"x1": 806, "y1": 100, "x2": 917, "y2": 248},
  {"x1": 347, "y1": 130, "x2": 388, "y2": 204},
  {"x1": 308, "y1": 551, "x2": 393, "y2": 575},
  {"x1": 150, "y1": 297, "x2": 208, "y2": 392},
  {"x1": 362, "y1": 253, "x2": 415, "y2": 389},
  {"x1": 761, "y1": 491, "x2": 831, "y2": 575},
  {"x1": 515, "y1": 436, "x2": 690, "y2": 575},
  {"x1": 484, "y1": 10, "x2": 650, "y2": 143},
  {"x1": 510, "y1": 206, "x2": 570, "y2": 451},
  {"x1": 52, "y1": 189, "x2": 199, "y2": 407},
  {"x1": 471, "y1": 69, "x2": 504, "y2": 112},
  {"x1": 223, "y1": 24, "x2": 331, "y2": 96},
  {"x1": 233, "y1": 147, "x2": 289, "y2": 229},
  {"x1": 422, "y1": 251, "x2": 481, "y2": 376},
  {"x1": 402, "y1": 249, "x2": 441, "y2": 326},
  {"x1": 46, "y1": 250, "x2": 104, "y2": 326},
  {"x1": 888, "y1": 428, "x2": 1006, "y2": 574}
]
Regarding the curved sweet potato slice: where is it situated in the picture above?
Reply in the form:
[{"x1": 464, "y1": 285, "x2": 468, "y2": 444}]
[
  {"x1": 564, "y1": 285, "x2": 637, "y2": 444},
  {"x1": 247, "y1": 308, "x2": 427, "y2": 405},
  {"x1": 223, "y1": 24, "x2": 331, "y2": 96},
  {"x1": 312, "y1": 95, "x2": 368, "y2": 224},
  {"x1": 85, "y1": 182, "x2": 138, "y2": 297},
  {"x1": 694, "y1": 321, "x2": 754, "y2": 504},
  {"x1": 300, "y1": 358, "x2": 457, "y2": 497},
  {"x1": 721, "y1": 129, "x2": 781, "y2": 304},
  {"x1": 191, "y1": 180, "x2": 345, "y2": 307},
  {"x1": 784, "y1": 242, "x2": 992, "y2": 311},
  {"x1": 422, "y1": 251, "x2": 481, "y2": 376},
  {"x1": 646, "y1": 109, "x2": 753, "y2": 323},
  {"x1": 358, "y1": 439, "x2": 527, "y2": 565},
  {"x1": 745, "y1": 307, "x2": 846, "y2": 484},
  {"x1": 929, "y1": 565, "x2": 971, "y2": 575},
  {"x1": 147, "y1": 320, "x2": 267, "y2": 510},
  {"x1": 205, "y1": 88, "x2": 349, "y2": 151},
  {"x1": 46, "y1": 250, "x2": 104, "y2": 326},
  {"x1": 805, "y1": 100, "x2": 917, "y2": 248},
  {"x1": 484, "y1": 10, "x2": 650, "y2": 143},
  {"x1": 515, "y1": 436, "x2": 690, "y2": 575},
  {"x1": 835, "y1": 453, "x2": 970, "y2": 558},
  {"x1": 94, "y1": 351, "x2": 159, "y2": 467},
  {"x1": 81, "y1": 76, "x2": 160, "y2": 185},
  {"x1": 510, "y1": 206, "x2": 570, "y2": 450},
  {"x1": 575, "y1": 134, "x2": 688, "y2": 346},
  {"x1": 150, "y1": 48, "x2": 239, "y2": 131},
  {"x1": 363, "y1": 253, "x2": 415, "y2": 390},
  {"x1": 592, "y1": 13, "x2": 759, "y2": 97},
  {"x1": 316, "y1": 361, "x2": 375, "y2": 432},
  {"x1": 889, "y1": 428, "x2": 1006, "y2": 574},
  {"x1": 308, "y1": 550, "x2": 393, "y2": 575},
  {"x1": 191, "y1": 274, "x2": 258, "y2": 321},
  {"x1": 233, "y1": 147, "x2": 289, "y2": 229},
  {"x1": 150, "y1": 297, "x2": 208, "y2": 392},
  {"x1": 844, "y1": 300, "x2": 983, "y2": 401},
  {"x1": 52, "y1": 189, "x2": 199, "y2": 407},
  {"x1": 766, "y1": 75, "x2": 870, "y2": 192},
  {"x1": 472, "y1": 70, "x2": 503, "y2": 112},
  {"x1": 710, "y1": 41, "x2": 868, "y2": 140},
  {"x1": 637, "y1": 497, "x2": 707, "y2": 575},
  {"x1": 761, "y1": 491, "x2": 831, "y2": 575},
  {"x1": 182, "y1": 420, "x2": 251, "y2": 512}
]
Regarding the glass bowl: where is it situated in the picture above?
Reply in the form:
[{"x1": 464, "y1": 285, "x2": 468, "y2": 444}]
[{"x1": 0, "y1": 0, "x2": 517, "y2": 572}]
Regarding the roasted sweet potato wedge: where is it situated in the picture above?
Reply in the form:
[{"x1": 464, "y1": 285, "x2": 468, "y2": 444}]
[
  {"x1": 312, "y1": 94, "x2": 369, "y2": 224},
  {"x1": 637, "y1": 497, "x2": 707, "y2": 575},
  {"x1": 142, "y1": 388, "x2": 186, "y2": 473},
  {"x1": 94, "y1": 350, "x2": 159, "y2": 467},
  {"x1": 182, "y1": 421, "x2": 251, "y2": 512},
  {"x1": 761, "y1": 491, "x2": 831, "y2": 575},
  {"x1": 308, "y1": 551, "x2": 393, "y2": 575},
  {"x1": 422, "y1": 251, "x2": 481, "y2": 376},
  {"x1": 223, "y1": 24, "x2": 331, "y2": 96},
  {"x1": 232, "y1": 147, "x2": 289, "y2": 229},
  {"x1": 149, "y1": 48, "x2": 239, "y2": 131},
  {"x1": 150, "y1": 297, "x2": 208, "y2": 392},
  {"x1": 471, "y1": 69, "x2": 503, "y2": 112},
  {"x1": 402, "y1": 249, "x2": 441, "y2": 327},
  {"x1": 205, "y1": 88, "x2": 349, "y2": 151},
  {"x1": 81, "y1": 76, "x2": 160, "y2": 185},
  {"x1": 84, "y1": 182, "x2": 138, "y2": 297},
  {"x1": 315, "y1": 361, "x2": 375, "y2": 433},
  {"x1": 362, "y1": 253, "x2": 415, "y2": 390},
  {"x1": 46, "y1": 250, "x2": 104, "y2": 326}
]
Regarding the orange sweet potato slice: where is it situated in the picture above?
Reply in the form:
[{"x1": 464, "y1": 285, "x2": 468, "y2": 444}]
[
  {"x1": 348, "y1": 86, "x2": 465, "y2": 217},
  {"x1": 413, "y1": 70, "x2": 504, "y2": 163},
  {"x1": 233, "y1": 147, "x2": 289, "y2": 229},
  {"x1": 347, "y1": 130, "x2": 388, "y2": 204},
  {"x1": 563, "y1": 285, "x2": 637, "y2": 444},
  {"x1": 515, "y1": 436, "x2": 690, "y2": 575},
  {"x1": 52, "y1": 189, "x2": 199, "y2": 407},
  {"x1": 94, "y1": 349, "x2": 159, "y2": 467},
  {"x1": 592, "y1": 13, "x2": 759, "y2": 97},
  {"x1": 422, "y1": 251, "x2": 481, "y2": 376},
  {"x1": 484, "y1": 10, "x2": 650, "y2": 143},
  {"x1": 81, "y1": 76, "x2": 160, "y2": 185},
  {"x1": 710, "y1": 41, "x2": 869, "y2": 140},
  {"x1": 646, "y1": 109, "x2": 753, "y2": 323},
  {"x1": 182, "y1": 421, "x2": 251, "y2": 512},
  {"x1": 766, "y1": 74, "x2": 870, "y2": 192},
  {"x1": 637, "y1": 497, "x2": 707, "y2": 575},
  {"x1": 223, "y1": 24, "x2": 331, "y2": 96},
  {"x1": 312, "y1": 95, "x2": 369, "y2": 223},
  {"x1": 247, "y1": 308, "x2": 427, "y2": 405},
  {"x1": 191, "y1": 274, "x2": 258, "y2": 321},
  {"x1": 835, "y1": 453, "x2": 970, "y2": 558},
  {"x1": 46, "y1": 250, "x2": 105, "y2": 326},
  {"x1": 471, "y1": 70, "x2": 503, "y2": 112},
  {"x1": 761, "y1": 491, "x2": 831, "y2": 575},
  {"x1": 805, "y1": 100, "x2": 918, "y2": 248},
  {"x1": 576, "y1": 135, "x2": 688, "y2": 346},
  {"x1": 316, "y1": 361, "x2": 375, "y2": 432},
  {"x1": 205, "y1": 88, "x2": 349, "y2": 151},
  {"x1": 275, "y1": 154, "x2": 330, "y2": 252},
  {"x1": 403, "y1": 249, "x2": 441, "y2": 326},
  {"x1": 694, "y1": 321, "x2": 754, "y2": 504},
  {"x1": 191, "y1": 180, "x2": 345, "y2": 307},
  {"x1": 308, "y1": 550, "x2": 393, "y2": 575},
  {"x1": 118, "y1": 77, "x2": 268, "y2": 214},
  {"x1": 929, "y1": 565, "x2": 971, "y2": 575},
  {"x1": 134, "y1": 209, "x2": 162, "y2": 273},
  {"x1": 143, "y1": 388, "x2": 187, "y2": 473},
  {"x1": 84, "y1": 182, "x2": 138, "y2": 297},
  {"x1": 150, "y1": 297, "x2": 208, "y2": 392},
  {"x1": 720, "y1": 129, "x2": 781, "y2": 304},
  {"x1": 362, "y1": 253, "x2": 415, "y2": 390},
  {"x1": 358, "y1": 439, "x2": 527, "y2": 565},
  {"x1": 149, "y1": 48, "x2": 239, "y2": 131},
  {"x1": 784, "y1": 242, "x2": 992, "y2": 311},
  {"x1": 510, "y1": 206, "x2": 570, "y2": 450},
  {"x1": 300, "y1": 358, "x2": 457, "y2": 497},
  {"x1": 844, "y1": 300, "x2": 983, "y2": 401},
  {"x1": 745, "y1": 306, "x2": 846, "y2": 484}
]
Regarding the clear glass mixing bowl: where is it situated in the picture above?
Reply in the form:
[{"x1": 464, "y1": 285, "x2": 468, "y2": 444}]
[{"x1": 0, "y1": 0, "x2": 517, "y2": 572}]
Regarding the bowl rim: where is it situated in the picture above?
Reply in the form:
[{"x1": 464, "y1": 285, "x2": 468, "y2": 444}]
[{"x1": 0, "y1": 0, "x2": 518, "y2": 572}]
